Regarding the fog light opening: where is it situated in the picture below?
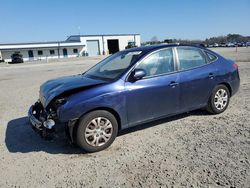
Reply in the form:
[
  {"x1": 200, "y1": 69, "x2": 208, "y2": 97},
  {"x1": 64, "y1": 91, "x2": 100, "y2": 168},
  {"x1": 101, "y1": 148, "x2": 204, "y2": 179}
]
[{"x1": 43, "y1": 119, "x2": 55, "y2": 129}]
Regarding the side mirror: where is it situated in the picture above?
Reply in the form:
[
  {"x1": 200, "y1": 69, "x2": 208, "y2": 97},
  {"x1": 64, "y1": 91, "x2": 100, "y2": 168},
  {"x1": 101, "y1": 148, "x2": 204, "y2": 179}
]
[{"x1": 131, "y1": 69, "x2": 146, "y2": 81}]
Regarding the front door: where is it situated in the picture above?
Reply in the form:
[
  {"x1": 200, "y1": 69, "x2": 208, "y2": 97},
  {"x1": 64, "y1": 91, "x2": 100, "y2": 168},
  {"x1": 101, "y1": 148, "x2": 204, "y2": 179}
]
[
  {"x1": 125, "y1": 48, "x2": 180, "y2": 126},
  {"x1": 176, "y1": 47, "x2": 216, "y2": 110},
  {"x1": 63, "y1": 48, "x2": 68, "y2": 57},
  {"x1": 28, "y1": 50, "x2": 34, "y2": 60}
]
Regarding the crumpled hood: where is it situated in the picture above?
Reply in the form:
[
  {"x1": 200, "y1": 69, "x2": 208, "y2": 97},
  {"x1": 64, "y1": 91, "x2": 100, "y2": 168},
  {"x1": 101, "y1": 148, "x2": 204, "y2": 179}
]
[{"x1": 39, "y1": 74, "x2": 107, "y2": 107}]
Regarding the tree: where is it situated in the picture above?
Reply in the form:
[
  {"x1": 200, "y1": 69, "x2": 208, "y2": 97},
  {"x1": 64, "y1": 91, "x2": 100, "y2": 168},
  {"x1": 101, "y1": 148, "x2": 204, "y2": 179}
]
[
  {"x1": 164, "y1": 39, "x2": 173, "y2": 43},
  {"x1": 151, "y1": 36, "x2": 158, "y2": 44}
]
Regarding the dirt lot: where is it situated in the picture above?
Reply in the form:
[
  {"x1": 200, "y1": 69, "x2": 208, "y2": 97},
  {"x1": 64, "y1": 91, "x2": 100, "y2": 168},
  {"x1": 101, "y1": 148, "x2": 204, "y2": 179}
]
[{"x1": 0, "y1": 48, "x2": 249, "y2": 187}]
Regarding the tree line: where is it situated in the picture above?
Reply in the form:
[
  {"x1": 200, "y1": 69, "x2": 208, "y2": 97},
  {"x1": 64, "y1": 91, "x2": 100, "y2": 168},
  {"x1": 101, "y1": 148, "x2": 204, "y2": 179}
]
[{"x1": 144, "y1": 34, "x2": 250, "y2": 45}]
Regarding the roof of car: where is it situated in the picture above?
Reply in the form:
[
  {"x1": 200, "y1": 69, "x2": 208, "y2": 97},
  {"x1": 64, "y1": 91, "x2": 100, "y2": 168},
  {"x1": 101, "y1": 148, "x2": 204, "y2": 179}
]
[{"x1": 124, "y1": 44, "x2": 206, "y2": 53}]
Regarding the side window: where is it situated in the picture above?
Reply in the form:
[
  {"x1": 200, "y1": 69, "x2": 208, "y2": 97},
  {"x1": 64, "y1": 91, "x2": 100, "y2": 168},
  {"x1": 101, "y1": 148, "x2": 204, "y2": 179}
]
[
  {"x1": 205, "y1": 51, "x2": 217, "y2": 62},
  {"x1": 38, "y1": 50, "x2": 43, "y2": 56},
  {"x1": 136, "y1": 48, "x2": 174, "y2": 77},
  {"x1": 177, "y1": 47, "x2": 207, "y2": 70}
]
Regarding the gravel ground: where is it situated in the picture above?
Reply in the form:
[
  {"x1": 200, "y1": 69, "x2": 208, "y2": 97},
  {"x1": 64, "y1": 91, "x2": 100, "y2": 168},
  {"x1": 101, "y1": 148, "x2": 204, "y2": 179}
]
[
  {"x1": 212, "y1": 47, "x2": 250, "y2": 62},
  {"x1": 0, "y1": 48, "x2": 250, "y2": 187}
]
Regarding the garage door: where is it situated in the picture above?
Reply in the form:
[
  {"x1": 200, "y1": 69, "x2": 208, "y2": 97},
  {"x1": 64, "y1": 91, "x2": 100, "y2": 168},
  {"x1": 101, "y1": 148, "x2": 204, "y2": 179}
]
[{"x1": 86, "y1": 40, "x2": 100, "y2": 56}]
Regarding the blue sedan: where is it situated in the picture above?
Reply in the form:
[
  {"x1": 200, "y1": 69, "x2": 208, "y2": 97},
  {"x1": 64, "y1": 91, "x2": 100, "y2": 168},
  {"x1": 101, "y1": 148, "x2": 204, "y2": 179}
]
[{"x1": 29, "y1": 44, "x2": 240, "y2": 152}]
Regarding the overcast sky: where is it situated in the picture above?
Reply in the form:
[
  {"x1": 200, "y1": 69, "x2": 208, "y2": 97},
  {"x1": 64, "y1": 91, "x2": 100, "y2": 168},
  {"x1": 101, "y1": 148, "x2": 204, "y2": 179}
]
[{"x1": 0, "y1": 0, "x2": 249, "y2": 43}]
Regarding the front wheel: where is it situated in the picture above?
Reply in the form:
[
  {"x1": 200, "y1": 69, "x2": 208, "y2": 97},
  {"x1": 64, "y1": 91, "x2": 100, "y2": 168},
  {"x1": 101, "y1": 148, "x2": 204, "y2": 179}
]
[
  {"x1": 206, "y1": 85, "x2": 230, "y2": 114},
  {"x1": 76, "y1": 110, "x2": 118, "y2": 152}
]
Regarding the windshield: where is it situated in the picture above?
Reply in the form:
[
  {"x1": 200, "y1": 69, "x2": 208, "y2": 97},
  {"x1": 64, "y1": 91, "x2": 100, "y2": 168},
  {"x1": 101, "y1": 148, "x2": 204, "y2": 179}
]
[{"x1": 84, "y1": 51, "x2": 142, "y2": 81}]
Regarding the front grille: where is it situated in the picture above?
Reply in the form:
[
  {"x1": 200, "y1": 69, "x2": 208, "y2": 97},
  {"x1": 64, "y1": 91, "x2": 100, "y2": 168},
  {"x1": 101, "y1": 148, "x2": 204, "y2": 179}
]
[{"x1": 32, "y1": 101, "x2": 47, "y2": 121}]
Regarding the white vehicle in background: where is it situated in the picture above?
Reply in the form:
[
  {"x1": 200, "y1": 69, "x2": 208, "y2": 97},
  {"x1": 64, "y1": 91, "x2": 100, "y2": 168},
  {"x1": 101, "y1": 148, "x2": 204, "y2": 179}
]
[
  {"x1": 226, "y1": 42, "x2": 236, "y2": 47},
  {"x1": 220, "y1": 43, "x2": 227, "y2": 47},
  {"x1": 213, "y1": 43, "x2": 219, "y2": 47}
]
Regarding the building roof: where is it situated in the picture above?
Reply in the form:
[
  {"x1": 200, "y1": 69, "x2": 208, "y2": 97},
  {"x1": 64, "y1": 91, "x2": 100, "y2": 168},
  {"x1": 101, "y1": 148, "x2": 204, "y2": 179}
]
[
  {"x1": 0, "y1": 41, "x2": 85, "y2": 50},
  {"x1": 66, "y1": 34, "x2": 140, "y2": 42},
  {"x1": 0, "y1": 33, "x2": 140, "y2": 50},
  {"x1": 70, "y1": 33, "x2": 140, "y2": 37},
  {"x1": 0, "y1": 40, "x2": 84, "y2": 46}
]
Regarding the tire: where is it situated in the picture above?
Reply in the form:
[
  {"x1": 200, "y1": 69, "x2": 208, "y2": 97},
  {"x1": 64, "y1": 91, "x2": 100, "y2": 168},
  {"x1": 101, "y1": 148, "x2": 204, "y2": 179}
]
[
  {"x1": 76, "y1": 110, "x2": 118, "y2": 152},
  {"x1": 206, "y1": 84, "x2": 230, "y2": 114}
]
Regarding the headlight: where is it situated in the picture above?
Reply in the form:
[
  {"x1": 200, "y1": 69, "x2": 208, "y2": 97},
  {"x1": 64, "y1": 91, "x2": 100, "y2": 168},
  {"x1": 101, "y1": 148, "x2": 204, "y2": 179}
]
[{"x1": 43, "y1": 119, "x2": 55, "y2": 129}]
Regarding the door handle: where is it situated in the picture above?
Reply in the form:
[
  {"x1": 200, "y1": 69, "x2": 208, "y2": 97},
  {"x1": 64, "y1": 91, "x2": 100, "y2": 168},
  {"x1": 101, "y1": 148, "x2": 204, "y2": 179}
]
[
  {"x1": 169, "y1": 81, "x2": 179, "y2": 87},
  {"x1": 208, "y1": 73, "x2": 214, "y2": 79}
]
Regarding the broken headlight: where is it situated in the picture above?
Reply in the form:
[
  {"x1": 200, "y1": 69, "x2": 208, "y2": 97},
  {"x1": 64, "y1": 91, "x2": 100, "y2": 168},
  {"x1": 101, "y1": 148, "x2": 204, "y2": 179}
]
[{"x1": 56, "y1": 98, "x2": 67, "y2": 105}]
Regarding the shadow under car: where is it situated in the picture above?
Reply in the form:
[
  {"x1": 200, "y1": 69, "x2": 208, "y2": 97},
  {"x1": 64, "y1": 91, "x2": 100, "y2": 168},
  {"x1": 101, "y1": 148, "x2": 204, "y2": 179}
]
[{"x1": 5, "y1": 109, "x2": 210, "y2": 154}]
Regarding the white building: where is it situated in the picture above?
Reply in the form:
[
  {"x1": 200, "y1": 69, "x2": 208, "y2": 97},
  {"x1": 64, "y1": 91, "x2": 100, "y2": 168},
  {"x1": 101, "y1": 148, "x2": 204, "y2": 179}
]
[{"x1": 0, "y1": 34, "x2": 141, "y2": 62}]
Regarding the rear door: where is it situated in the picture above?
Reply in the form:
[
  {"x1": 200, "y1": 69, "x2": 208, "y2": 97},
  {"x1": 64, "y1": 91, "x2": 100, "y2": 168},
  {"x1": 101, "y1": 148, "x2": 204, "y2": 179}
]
[
  {"x1": 125, "y1": 48, "x2": 180, "y2": 126},
  {"x1": 176, "y1": 47, "x2": 216, "y2": 111}
]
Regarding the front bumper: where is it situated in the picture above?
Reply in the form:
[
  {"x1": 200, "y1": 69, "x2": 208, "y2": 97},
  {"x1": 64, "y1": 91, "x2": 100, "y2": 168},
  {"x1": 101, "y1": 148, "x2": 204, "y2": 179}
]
[{"x1": 28, "y1": 102, "x2": 56, "y2": 139}]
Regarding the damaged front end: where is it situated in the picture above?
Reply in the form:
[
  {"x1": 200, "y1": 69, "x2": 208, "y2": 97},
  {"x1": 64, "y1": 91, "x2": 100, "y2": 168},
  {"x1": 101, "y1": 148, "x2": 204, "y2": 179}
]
[
  {"x1": 28, "y1": 96, "x2": 79, "y2": 142},
  {"x1": 28, "y1": 100, "x2": 59, "y2": 140},
  {"x1": 28, "y1": 74, "x2": 108, "y2": 141}
]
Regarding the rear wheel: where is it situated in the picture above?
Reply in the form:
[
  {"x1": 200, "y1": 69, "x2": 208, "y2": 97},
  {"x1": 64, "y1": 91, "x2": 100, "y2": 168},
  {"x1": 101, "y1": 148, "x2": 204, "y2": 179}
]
[
  {"x1": 206, "y1": 85, "x2": 230, "y2": 114},
  {"x1": 76, "y1": 110, "x2": 118, "y2": 152}
]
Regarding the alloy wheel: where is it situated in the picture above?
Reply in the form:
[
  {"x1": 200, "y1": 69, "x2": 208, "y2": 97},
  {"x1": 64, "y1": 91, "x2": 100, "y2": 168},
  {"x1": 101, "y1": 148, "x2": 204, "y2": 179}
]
[
  {"x1": 84, "y1": 117, "x2": 113, "y2": 147},
  {"x1": 214, "y1": 89, "x2": 228, "y2": 111}
]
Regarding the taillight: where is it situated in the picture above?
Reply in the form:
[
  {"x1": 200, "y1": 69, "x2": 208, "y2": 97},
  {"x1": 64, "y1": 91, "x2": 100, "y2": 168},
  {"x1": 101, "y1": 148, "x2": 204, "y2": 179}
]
[{"x1": 233, "y1": 63, "x2": 238, "y2": 69}]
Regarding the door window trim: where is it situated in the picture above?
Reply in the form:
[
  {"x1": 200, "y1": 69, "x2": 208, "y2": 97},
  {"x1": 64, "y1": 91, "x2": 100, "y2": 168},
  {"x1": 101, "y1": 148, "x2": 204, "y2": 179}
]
[
  {"x1": 203, "y1": 50, "x2": 218, "y2": 63},
  {"x1": 125, "y1": 47, "x2": 178, "y2": 81},
  {"x1": 175, "y1": 46, "x2": 212, "y2": 72}
]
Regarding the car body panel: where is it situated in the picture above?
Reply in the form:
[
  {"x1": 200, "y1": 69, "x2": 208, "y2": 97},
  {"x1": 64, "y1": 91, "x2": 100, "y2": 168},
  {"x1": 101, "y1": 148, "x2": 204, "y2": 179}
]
[
  {"x1": 39, "y1": 74, "x2": 108, "y2": 107},
  {"x1": 57, "y1": 79, "x2": 128, "y2": 127},
  {"x1": 178, "y1": 62, "x2": 217, "y2": 110},
  {"x1": 212, "y1": 57, "x2": 240, "y2": 96},
  {"x1": 125, "y1": 72, "x2": 180, "y2": 127}
]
